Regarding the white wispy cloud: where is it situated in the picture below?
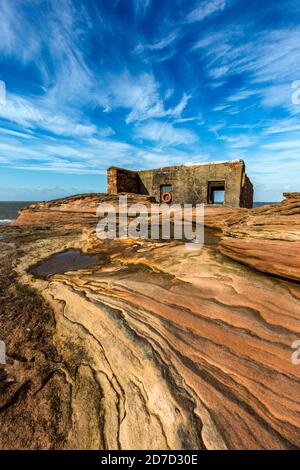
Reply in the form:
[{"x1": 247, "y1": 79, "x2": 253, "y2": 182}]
[
  {"x1": 0, "y1": 0, "x2": 194, "y2": 156},
  {"x1": 263, "y1": 119, "x2": 300, "y2": 135},
  {"x1": 133, "y1": 0, "x2": 152, "y2": 17},
  {"x1": 134, "y1": 30, "x2": 179, "y2": 54},
  {"x1": 0, "y1": 93, "x2": 111, "y2": 138},
  {"x1": 227, "y1": 89, "x2": 258, "y2": 102},
  {"x1": 99, "y1": 71, "x2": 191, "y2": 123},
  {"x1": 0, "y1": 0, "x2": 111, "y2": 143},
  {"x1": 190, "y1": 22, "x2": 300, "y2": 124},
  {"x1": 0, "y1": 0, "x2": 41, "y2": 63},
  {"x1": 185, "y1": 0, "x2": 227, "y2": 23},
  {"x1": 212, "y1": 104, "x2": 231, "y2": 112},
  {"x1": 0, "y1": 123, "x2": 202, "y2": 175},
  {"x1": 192, "y1": 32, "x2": 223, "y2": 50},
  {"x1": 0, "y1": 127, "x2": 36, "y2": 139},
  {"x1": 0, "y1": 0, "x2": 101, "y2": 108},
  {"x1": 224, "y1": 135, "x2": 258, "y2": 149},
  {"x1": 192, "y1": 25, "x2": 300, "y2": 112},
  {"x1": 134, "y1": 120, "x2": 198, "y2": 145},
  {"x1": 261, "y1": 139, "x2": 300, "y2": 151},
  {"x1": 0, "y1": 0, "x2": 298, "y2": 203}
]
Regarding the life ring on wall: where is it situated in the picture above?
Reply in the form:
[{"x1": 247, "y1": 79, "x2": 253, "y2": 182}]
[{"x1": 161, "y1": 192, "x2": 172, "y2": 204}]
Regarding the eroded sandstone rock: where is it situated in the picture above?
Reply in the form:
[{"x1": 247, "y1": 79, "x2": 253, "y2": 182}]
[
  {"x1": 11, "y1": 193, "x2": 155, "y2": 228},
  {"x1": 1, "y1": 193, "x2": 299, "y2": 449},
  {"x1": 219, "y1": 193, "x2": 300, "y2": 281},
  {"x1": 1, "y1": 223, "x2": 300, "y2": 449}
]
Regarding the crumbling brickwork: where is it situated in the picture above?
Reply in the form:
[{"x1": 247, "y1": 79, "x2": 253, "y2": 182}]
[{"x1": 107, "y1": 167, "x2": 140, "y2": 194}]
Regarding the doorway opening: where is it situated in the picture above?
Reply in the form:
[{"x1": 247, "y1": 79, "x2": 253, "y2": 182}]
[{"x1": 207, "y1": 181, "x2": 225, "y2": 205}]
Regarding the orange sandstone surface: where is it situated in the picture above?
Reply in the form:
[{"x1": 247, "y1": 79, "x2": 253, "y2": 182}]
[
  {"x1": 0, "y1": 193, "x2": 299, "y2": 450},
  {"x1": 219, "y1": 192, "x2": 300, "y2": 282}
]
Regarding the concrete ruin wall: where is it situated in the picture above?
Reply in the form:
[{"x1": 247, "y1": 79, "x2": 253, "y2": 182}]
[{"x1": 107, "y1": 160, "x2": 253, "y2": 208}]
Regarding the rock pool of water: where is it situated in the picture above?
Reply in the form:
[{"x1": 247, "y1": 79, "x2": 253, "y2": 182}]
[{"x1": 30, "y1": 249, "x2": 106, "y2": 278}]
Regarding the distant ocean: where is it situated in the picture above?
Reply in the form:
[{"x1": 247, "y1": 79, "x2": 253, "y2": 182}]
[
  {"x1": 253, "y1": 202, "x2": 277, "y2": 208},
  {"x1": 0, "y1": 201, "x2": 35, "y2": 225}
]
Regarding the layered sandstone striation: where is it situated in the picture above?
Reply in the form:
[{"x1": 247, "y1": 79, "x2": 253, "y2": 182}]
[
  {"x1": 12, "y1": 193, "x2": 155, "y2": 228},
  {"x1": 0, "y1": 193, "x2": 300, "y2": 449},
  {"x1": 12, "y1": 191, "x2": 247, "y2": 233},
  {"x1": 219, "y1": 193, "x2": 300, "y2": 281}
]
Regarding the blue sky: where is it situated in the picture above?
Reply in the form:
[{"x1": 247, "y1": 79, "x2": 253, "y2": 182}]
[{"x1": 0, "y1": 0, "x2": 300, "y2": 201}]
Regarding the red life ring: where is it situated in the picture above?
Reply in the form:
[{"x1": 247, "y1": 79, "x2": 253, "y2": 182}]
[{"x1": 161, "y1": 192, "x2": 172, "y2": 204}]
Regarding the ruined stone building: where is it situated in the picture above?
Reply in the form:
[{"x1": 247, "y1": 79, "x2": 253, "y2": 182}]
[{"x1": 107, "y1": 159, "x2": 253, "y2": 208}]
